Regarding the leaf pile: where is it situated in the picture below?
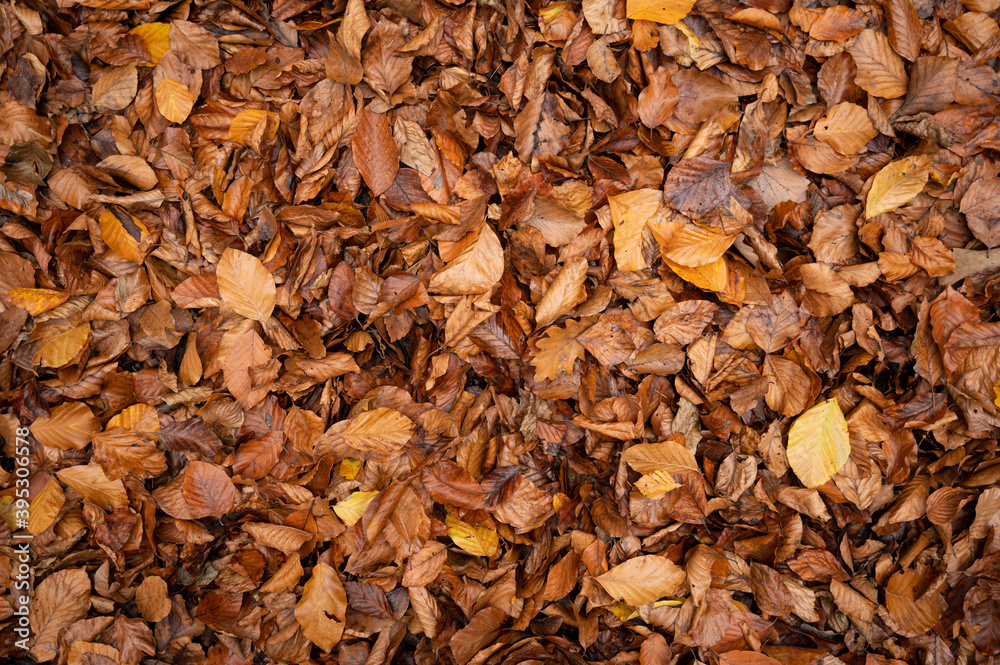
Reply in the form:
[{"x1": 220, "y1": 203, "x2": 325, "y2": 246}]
[{"x1": 4, "y1": 0, "x2": 1000, "y2": 663}]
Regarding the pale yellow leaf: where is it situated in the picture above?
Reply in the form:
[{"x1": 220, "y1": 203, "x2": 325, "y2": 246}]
[
  {"x1": 332, "y1": 490, "x2": 379, "y2": 526},
  {"x1": 786, "y1": 398, "x2": 850, "y2": 488},
  {"x1": 635, "y1": 470, "x2": 680, "y2": 499}
]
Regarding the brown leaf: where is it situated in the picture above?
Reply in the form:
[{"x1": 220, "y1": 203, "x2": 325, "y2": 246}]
[{"x1": 352, "y1": 107, "x2": 400, "y2": 196}]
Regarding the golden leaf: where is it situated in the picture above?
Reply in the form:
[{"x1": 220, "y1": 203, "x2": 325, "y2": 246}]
[
  {"x1": 107, "y1": 403, "x2": 160, "y2": 434},
  {"x1": 786, "y1": 398, "x2": 850, "y2": 488},
  {"x1": 216, "y1": 248, "x2": 277, "y2": 321},
  {"x1": 28, "y1": 475, "x2": 64, "y2": 535},
  {"x1": 128, "y1": 22, "x2": 170, "y2": 65},
  {"x1": 657, "y1": 223, "x2": 736, "y2": 268},
  {"x1": 339, "y1": 458, "x2": 362, "y2": 480},
  {"x1": 621, "y1": 440, "x2": 699, "y2": 475},
  {"x1": 865, "y1": 155, "x2": 933, "y2": 218},
  {"x1": 341, "y1": 408, "x2": 415, "y2": 457},
  {"x1": 229, "y1": 109, "x2": 279, "y2": 148},
  {"x1": 96, "y1": 154, "x2": 158, "y2": 190},
  {"x1": 596, "y1": 555, "x2": 686, "y2": 606},
  {"x1": 31, "y1": 402, "x2": 100, "y2": 450},
  {"x1": 635, "y1": 470, "x2": 680, "y2": 499},
  {"x1": 295, "y1": 562, "x2": 347, "y2": 652},
  {"x1": 155, "y1": 77, "x2": 195, "y2": 124},
  {"x1": 446, "y1": 513, "x2": 499, "y2": 557},
  {"x1": 8, "y1": 287, "x2": 69, "y2": 315},
  {"x1": 609, "y1": 189, "x2": 662, "y2": 272},
  {"x1": 332, "y1": 490, "x2": 379, "y2": 526},
  {"x1": 626, "y1": 0, "x2": 695, "y2": 25},
  {"x1": 664, "y1": 256, "x2": 729, "y2": 293},
  {"x1": 260, "y1": 554, "x2": 304, "y2": 593},
  {"x1": 33, "y1": 321, "x2": 90, "y2": 368},
  {"x1": 99, "y1": 207, "x2": 149, "y2": 264}
]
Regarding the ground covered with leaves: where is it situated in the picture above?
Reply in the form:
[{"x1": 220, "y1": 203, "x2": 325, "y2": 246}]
[{"x1": 5, "y1": 0, "x2": 1000, "y2": 663}]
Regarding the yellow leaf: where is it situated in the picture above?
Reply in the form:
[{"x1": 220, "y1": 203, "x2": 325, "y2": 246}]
[
  {"x1": 626, "y1": 0, "x2": 695, "y2": 25},
  {"x1": 99, "y1": 207, "x2": 149, "y2": 264},
  {"x1": 107, "y1": 403, "x2": 160, "y2": 434},
  {"x1": 865, "y1": 155, "x2": 933, "y2": 218},
  {"x1": 596, "y1": 555, "x2": 686, "y2": 606},
  {"x1": 229, "y1": 109, "x2": 279, "y2": 147},
  {"x1": 28, "y1": 475, "x2": 64, "y2": 535},
  {"x1": 33, "y1": 322, "x2": 90, "y2": 367},
  {"x1": 664, "y1": 256, "x2": 729, "y2": 293},
  {"x1": 609, "y1": 601, "x2": 637, "y2": 621},
  {"x1": 446, "y1": 513, "x2": 499, "y2": 557},
  {"x1": 341, "y1": 408, "x2": 415, "y2": 457},
  {"x1": 8, "y1": 287, "x2": 68, "y2": 315},
  {"x1": 332, "y1": 490, "x2": 379, "y2": 526},
  {"x1": 339, "y1": 458, "x2": 362, "y2": 480},
  {"x1": 295, "y1": 562, "x2": 347, "y2": 652},
  {"x1": 635, "y1": 470, "x2": 681, "y2": 499},
  {"x1": 216, "y1": 248, "x2": 276, "y2": 321},
  {"x1": 155, "y1": 77, "x2": 195, "y2": 124},
  {"x1": 129, "y1": 22, "x2": 170, "y2": 65},
  {"x1": 786, "y1": 398, "x2": 850, "y2": 488},
  {"x1": 609, "y1": 189, "x2": 662, "y2": 272}
]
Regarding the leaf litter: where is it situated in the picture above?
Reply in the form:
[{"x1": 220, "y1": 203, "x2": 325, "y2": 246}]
[{"x1": 3, "y1": 0, "x2": 1000, "y2": 662}]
